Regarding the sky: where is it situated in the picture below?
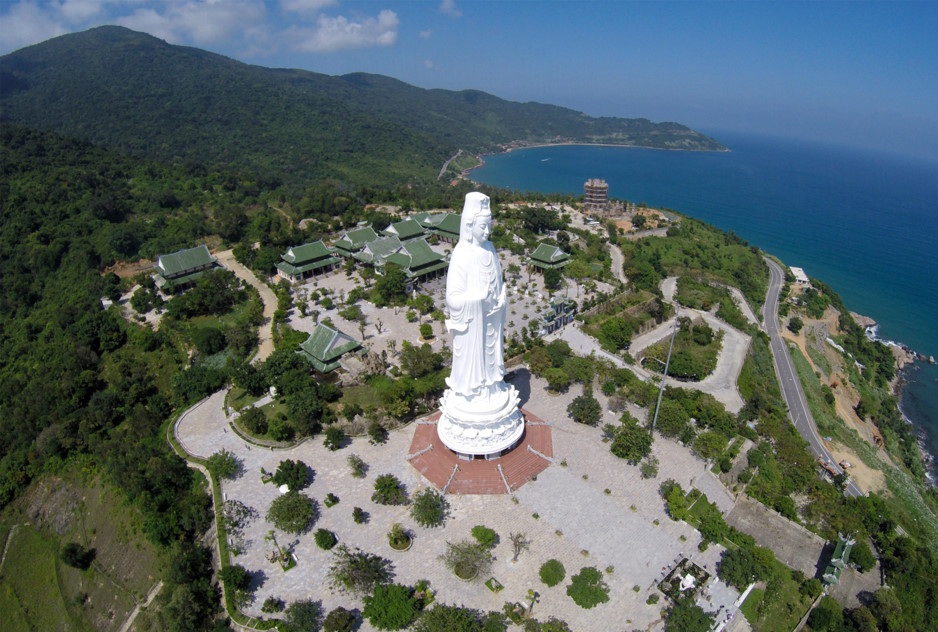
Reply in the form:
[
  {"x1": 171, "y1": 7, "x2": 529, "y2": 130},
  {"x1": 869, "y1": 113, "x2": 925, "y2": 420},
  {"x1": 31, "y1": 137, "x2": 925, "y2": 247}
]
[{"x1": 2, "y1": 0, "x2": 938, "y2": 162}]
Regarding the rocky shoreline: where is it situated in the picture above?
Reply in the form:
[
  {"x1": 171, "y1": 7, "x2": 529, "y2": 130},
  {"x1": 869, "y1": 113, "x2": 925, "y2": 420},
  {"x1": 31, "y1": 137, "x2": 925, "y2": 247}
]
[{"x1": 851, "y1": 311, "x2": 934, "y2": 372}]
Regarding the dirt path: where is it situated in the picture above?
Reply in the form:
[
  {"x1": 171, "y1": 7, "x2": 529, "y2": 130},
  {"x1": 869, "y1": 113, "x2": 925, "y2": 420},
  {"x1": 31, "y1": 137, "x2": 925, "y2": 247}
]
[
  {"x1": 215, "y1": 249, "x2": 278, "y2": 363},
  {"x1": 117, "y1": 580, "x2": 163, "y2": 632},
  {"x1": 608, "y1": 242, "x2": 628, "y2": 283}
]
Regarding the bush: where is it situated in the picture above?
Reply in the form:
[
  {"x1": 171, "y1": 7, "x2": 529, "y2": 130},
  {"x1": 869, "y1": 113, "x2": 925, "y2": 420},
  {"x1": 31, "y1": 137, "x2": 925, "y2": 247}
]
[
  {"x1": 567, "y1": 393, "x2": 602, "y2": 426},
  {"x1": 60, "y1": 542, "x2": 94, "y2": 570},
  {"x1": 206, "y1": 449, "x2": 240, "y2": 480},
  {"x1": 410, "y1": 488, "x2": 451, "y2": 527},
  {"x1": 239, "y1": 406, "x2": 268, "y2": 434},
  {"x1": 353, "y1": 507, "x2": 368, "y2": 524},
  {"x1": 539, "y1": 559, "x2": 566, "y2": 587},
  {"x1": 566, "y1": 567, "x2": 609, "y2": 609},
  {"x1": 323, "y1": 606, "x2": 356, "y2": 632},
  {"x1": 388, "y1": 523, "x2": 412, "y2": 550},
  {"x1": 347, "y1": 454, "x2": 368, "y2": 478},
  {"x1": 362, "y1": 584, "x2": 417, "y2": 630},
  {"x1": 282, "y1": 599, "x2": 323, "y2": 632},
  {"x1": 315, "y1": 528, "x2": 338, "y2": 550},
  {"x1": 373, "y1": 474, "x2": 409, "y2": 505},
  {"x1": 412, "y1": 604, "x2": 488, "y2": 632},
  {"x1": 369, "y1": 421, "x2": 389, "y2": 445},
  {"x1": 471, "y1": 525, "x2": 498, "y2": 549},
  {"x1": 261, "y1": 596, "x2": 285, "y2": 613},
  {"x1": 324, "y1": 425, "x2": 345, "y2": 451}
]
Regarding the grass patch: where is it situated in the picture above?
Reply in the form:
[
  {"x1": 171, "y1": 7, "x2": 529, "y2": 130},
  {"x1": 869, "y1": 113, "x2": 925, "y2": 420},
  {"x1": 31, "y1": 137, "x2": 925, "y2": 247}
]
[
  {"x1": 739, "y1": 586, "x2": 764, "y2": 623},
  {"x1": 228, "y1": 385, "x2": 263, "y2": 411}
]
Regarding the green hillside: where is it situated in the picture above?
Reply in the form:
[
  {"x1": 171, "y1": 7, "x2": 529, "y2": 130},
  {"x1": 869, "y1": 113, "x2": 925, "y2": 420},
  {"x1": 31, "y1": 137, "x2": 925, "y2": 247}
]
[{"x1": 0, "y1": 26, "x2": 724, "y2": 190}]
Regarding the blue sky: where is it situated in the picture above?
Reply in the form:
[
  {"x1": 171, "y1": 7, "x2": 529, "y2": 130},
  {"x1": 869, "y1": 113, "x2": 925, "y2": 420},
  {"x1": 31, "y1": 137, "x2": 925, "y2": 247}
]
[{"x1": 2, "y1": 0, "x2": 937, "y2": 161}]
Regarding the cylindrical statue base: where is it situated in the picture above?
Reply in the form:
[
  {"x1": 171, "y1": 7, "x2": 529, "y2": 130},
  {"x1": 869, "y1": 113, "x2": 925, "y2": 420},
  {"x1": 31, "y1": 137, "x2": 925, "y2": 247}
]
[{"x1": 437, "y1": 382, "x2": 524, "y2": 457}]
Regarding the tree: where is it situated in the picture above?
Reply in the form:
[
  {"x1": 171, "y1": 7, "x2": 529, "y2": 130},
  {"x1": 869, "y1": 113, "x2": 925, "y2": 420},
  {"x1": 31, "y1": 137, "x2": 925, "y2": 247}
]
[
  {"x1": 543, "y1": 368, "x2": 571, "y2": 393},
  {"x1": 61, "y1": 542, "x2": 94, "y2": 570},
  {"x1": 411, "y1": 488, "x2": 451, "y2": 527},
  {"x1": 327, "y1": 545, "x2": 395, "y2": 595},
  {"x1": 413, "y1": 604, "x2": 486, "y2": 632},
  {"x1": 272, "y1": 459, "x2": 311, "y2": 491},
  {"x1": 419, "y1": 322, "x2": 433, "y2": 339},
  {"x1": 282, "y1": 599, "x2": 323, "y2": 632},
  {"x1": 567, "y1": 393, "x2": 602, "y2": 426},
  {"x1": 851, "y1": 540, "x2": 876, "y2": 573},
  {"x1": 509, "y1": 532, "x2": 531, "y2": 562},
  {"x1": 565, "y1": 567, "x2": 609, "y2": 609},
  {"x1": 807, "y1": 596, "x2": 845, "y2": 632},
  {"x1": 640, "y1": 455, "x2": 660, "y2": 479},
  {"x1": 374, "y1": 264, "x2": 408, "y2": 306},
  {"x1": 266, "y1": 491, "x2": 317, "y2": 534},
  {"x1": 324, "y1": 425, "x2": 345, "y2": 451},
  {"x1": 655, "y1": 398, "x2": 691, "y2": 439},
  {"x1": 368, "y1": 421, "x2": 389, "y2": 445},
  {"x1": 206, "y1": 449, "x2": 240, "y2": 480},
  {"x1": 219, "y1": 564, "x2": 251, "y2": 607},
  {"x1": 372, "y1": 474, "x2": 408, "y2": 505},
  {"x1": 363, "y1": 584, "x2": 418, "y2": 630},
  {"x1": 717, "y1": 546, "x2": 767, "y2": 590},
  {"x1": 610, "y1": 423, "x2": 653, "y2": 464},
  {"x1": 399, "y1": 342, "x2": 444, "y2": 378},
  {"x1": 347, "y1": 454, "x2": 368, "y2": 478},
  {"x1": 664, "y1": 595, "x2": 714, "y2": 632},
  {"x1": 239, "y1": 407, "x2": 268, "y2": 434},
  {"x1": 787, "y1": 316, "x2": 804, "y2": 334},
  {"x1": 543, "y1": 267, "x2": 562, "y2": 290},
  {"x1": 539, "y1": 559, "x2": 566, "y2": 587},
  {"x1": 315, "y1": 528, "x2": 338, "y2": 550},
  {"x1": 440, "y1": 540, "x2": 494, "y2": 581}
]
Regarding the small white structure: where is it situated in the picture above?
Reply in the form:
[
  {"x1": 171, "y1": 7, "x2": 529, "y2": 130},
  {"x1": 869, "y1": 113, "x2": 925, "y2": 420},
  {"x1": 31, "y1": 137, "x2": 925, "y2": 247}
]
[
  {"x1": 790, "y1": 266, "x2": 810, "y2": 285},
  {"x1": 680, "y1": 573, "x2": 697, "y2": 592}
]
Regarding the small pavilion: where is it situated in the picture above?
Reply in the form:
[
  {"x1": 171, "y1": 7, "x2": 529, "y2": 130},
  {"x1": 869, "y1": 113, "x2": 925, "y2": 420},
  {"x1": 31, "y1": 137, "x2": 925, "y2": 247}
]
[
  {"x1": 297, "y1": 323, "x2": 365, "y2": 373},
  {"x1": 276, "y1": 240, "x2": 341, "y2": 283},
  {"x1": 153, "y1": 244, "x2": 221, "y2": 291},
  {"x1": 527, "y1": 242, "x2": 571, "y2": 273}
]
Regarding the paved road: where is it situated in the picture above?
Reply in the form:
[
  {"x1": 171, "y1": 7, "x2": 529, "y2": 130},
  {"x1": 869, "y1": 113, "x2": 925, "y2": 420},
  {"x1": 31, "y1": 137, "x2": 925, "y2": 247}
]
[
  {"x1": 216, "y1": 249, "x2": 278, "y2": 363},
  {"x1": 762, "y1": 258, "x2": 862, "y2": 497}
]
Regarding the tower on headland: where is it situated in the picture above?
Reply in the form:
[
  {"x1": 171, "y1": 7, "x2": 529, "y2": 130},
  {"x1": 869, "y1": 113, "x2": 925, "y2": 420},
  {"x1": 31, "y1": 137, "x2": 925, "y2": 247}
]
[{"x1": 584, "y1": 178, "x2": 609, "y2": 214}]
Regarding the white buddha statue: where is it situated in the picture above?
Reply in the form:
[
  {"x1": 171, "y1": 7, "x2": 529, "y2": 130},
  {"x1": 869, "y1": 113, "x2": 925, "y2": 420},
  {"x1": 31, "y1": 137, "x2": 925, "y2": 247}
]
[{"x1": 438, "y1": 192, "x2": 523, "y2": 457}]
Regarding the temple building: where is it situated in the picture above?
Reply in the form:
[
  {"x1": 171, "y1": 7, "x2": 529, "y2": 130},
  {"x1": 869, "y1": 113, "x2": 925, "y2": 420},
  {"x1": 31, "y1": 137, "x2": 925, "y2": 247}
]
[
  {"x1": 381, "y1": 218, "x2": 426, "y2": 242},
  {"x1": 276, "y1": 240, "x2": 341, "y2": 283},
  {"x1": 297, "y1": 323, "x2": 365, "y2": 373},
  {"x1": 153, "y1": 244, "x2": 221, "y2": 291},
  {"x1": 527, "y1": 242, "x2": 571, "y2": 273},
  {"x1": 412, "y1": 211, "x2": 462, "y2": 243},
  {"x1": 333, "y1": 225, "x2": 380, "y2": 257}
]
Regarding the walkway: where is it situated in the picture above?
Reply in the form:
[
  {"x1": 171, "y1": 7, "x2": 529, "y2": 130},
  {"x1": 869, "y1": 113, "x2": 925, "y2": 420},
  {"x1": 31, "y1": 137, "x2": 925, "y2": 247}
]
[{"x1": 216, "y1": 249, "x2": 278, "y2": 363}]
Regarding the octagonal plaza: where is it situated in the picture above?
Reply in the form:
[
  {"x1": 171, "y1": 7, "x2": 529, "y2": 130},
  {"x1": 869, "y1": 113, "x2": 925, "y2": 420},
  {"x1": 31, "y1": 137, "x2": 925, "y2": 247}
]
[{"x1": 175, "y1": 374, "x2": 748, "y2": 632}]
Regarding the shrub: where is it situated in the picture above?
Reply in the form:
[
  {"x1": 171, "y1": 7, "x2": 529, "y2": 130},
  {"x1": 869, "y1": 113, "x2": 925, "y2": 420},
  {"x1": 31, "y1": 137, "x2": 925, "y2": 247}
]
[
  {"x1": 412, "y1": 604, "x2": 488, "y2": 632},
  {"x1": 324, "y1": 425, "x2": 345, "y2": 451},
  {"x1": 410, "y1": 488, "x2": 451, "y2": 527},
  {"x1": 567, "y1": 393, "x2": 602, "y2": 426},
  {"x1": 373, "y1": 474, "x2": 408, "y2": 505},
  {"x1": 539, "y1": 559, "x2": 566, "y2": 587},
  {"x1": 362, "y1": 584, "x2": 417, "y2": 630},
  {"x1": 324, "y1": 492, "x2": 339, "y2": 507},
  {"x1": 566, "y1": 567, "x2": 609, "y2": 609},
  {"x1": 369, "y1": 421, "x2": 389, "y2": 445},
  {"x1": 471, "y1": 525, "x2": 498, "y2": 549},
  {"x1": 323, "y1": 606, "x2": 356, "y2": 632},
  {"x1": 347, "y1": 454, "x2": 368, "y2": 478},
  {"x1": 261, "y1": 596, "x2": 285, "y2": 613},
  {"x1": 240, "y1": 406, "x2": 268, "y2": 434},
  {"x1": 206, "y1": 449, "x2": 240, "y2": 480},
  {"x1": 60, "y1": 542, "x2": 94, "y2": 570},
  {"x1": 315, "y1": 528, "x2": 338, "y2": 550},
  {"x1": 388, "y1": 523, "x2": 412, "y2": 550},
  {"x1": 352, "y1": 507, "x2": 368, "y2": 524}
]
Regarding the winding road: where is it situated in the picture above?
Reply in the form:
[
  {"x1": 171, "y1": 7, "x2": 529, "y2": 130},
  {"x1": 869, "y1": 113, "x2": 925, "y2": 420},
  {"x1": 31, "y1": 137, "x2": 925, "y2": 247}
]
[{"x1": 762, "y1": 258, "x2": 863, "y2": 497}]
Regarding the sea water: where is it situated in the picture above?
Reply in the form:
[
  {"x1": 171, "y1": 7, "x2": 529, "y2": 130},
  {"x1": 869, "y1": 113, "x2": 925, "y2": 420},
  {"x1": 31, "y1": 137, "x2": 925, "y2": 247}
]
[{"x1": 471, "y1": 131, "x2": 938, "y2": 472}]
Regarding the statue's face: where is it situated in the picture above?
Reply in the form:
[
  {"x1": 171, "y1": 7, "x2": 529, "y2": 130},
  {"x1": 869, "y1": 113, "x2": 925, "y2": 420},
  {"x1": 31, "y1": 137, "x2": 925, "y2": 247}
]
[{"x1": 471, "y1": 214, "x2": 491, "y2": 243}]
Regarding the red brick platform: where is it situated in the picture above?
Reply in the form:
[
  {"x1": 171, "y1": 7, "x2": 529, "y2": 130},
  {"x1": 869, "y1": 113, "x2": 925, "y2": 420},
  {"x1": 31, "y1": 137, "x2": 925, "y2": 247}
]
[{"x1": 407, "y1": 410, "x2": 553, "y2": 494}]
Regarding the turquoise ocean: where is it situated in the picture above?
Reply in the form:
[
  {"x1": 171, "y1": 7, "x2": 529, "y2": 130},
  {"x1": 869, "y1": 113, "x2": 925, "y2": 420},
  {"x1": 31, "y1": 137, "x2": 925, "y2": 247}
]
[{"x1": 471, "y1": 131, "x2": 938, "y2": 476}]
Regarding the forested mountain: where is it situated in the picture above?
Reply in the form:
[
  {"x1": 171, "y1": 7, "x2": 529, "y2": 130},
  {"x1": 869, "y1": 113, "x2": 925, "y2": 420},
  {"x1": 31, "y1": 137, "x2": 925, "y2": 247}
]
[{"x1": 0, "y1": 26, "x2": 724, "y2": 191}]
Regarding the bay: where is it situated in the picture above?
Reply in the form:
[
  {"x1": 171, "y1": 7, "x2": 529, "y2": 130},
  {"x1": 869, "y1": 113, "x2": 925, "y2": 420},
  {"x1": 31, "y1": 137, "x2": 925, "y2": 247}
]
[{"x1": 471, "y1": 131, "x2": 938, "y2": 471}]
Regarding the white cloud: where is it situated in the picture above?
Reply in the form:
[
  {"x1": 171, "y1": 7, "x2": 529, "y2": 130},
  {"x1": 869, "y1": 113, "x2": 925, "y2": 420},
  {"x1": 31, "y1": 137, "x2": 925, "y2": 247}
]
[
  {"x1": 55, "y1": 0, "x2": 108, "y2": 22},
  {"x1": 438, "y1": 0, "x2": 460, "y2": 19},
  {"x1": 288, "y1": 9, "x2": 398, "y2": 53},
  {"x1": 423, "y1": 58, "x2": 433, "y2": 69},
  {"x1": 0, "y1": 1, "x2": 68, "y2": 53},
  {"x1": 280, "y1": 0, "x2": 336, "y2": 13},
  {"x1": 116, "y1": 1, "x2": 266, "y2": 46},
  {"x1": 419, "y1": 29, "x2": 431, "y2": 39}
]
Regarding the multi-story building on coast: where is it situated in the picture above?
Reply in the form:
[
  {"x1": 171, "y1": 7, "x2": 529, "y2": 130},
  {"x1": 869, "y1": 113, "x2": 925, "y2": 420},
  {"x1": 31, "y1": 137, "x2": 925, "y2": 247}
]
[{"x1": 584, "y1": 178, "x2": 609, "y2": 214}]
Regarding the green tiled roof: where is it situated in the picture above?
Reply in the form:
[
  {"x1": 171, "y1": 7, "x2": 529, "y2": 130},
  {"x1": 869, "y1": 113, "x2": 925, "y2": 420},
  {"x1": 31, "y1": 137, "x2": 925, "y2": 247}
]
[
  {"x1": 282, "y1": 240, "x2": 333, "y2": 264},
  {"x1": 529, "y1": 243, "x2": 570, "y2": 269},
  {"x1": 385, "y1": 239, "x2": 448, "y2": 278},
  {"x1": 298, "y1": 324, "x2": 362, "y2": 373},
  {"x1": 383, "y1": 218, "x2": 425, "y2": 241},
  {"x1": 354, "y1": 235, "x2": 402, "y2": 264},
  {"x1": 334, "y1": 226, "x2": 379, "y2": 254},
  {"x1": 435, "y1": 213, "x2": 461, "y2": 238},
  {"x1": 156, "y1": 244, "x2": 216, "y2": 278}
]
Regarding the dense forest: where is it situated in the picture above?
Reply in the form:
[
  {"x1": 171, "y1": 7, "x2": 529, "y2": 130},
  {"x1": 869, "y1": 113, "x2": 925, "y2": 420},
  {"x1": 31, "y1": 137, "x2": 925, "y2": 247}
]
[{"x1": 0, "y1": 26, "x2": 724, "y2": 194}]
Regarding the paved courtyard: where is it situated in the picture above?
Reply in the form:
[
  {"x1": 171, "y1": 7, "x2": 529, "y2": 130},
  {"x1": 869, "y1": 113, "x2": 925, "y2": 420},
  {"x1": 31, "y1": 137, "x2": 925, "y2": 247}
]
[{"x1": 176, "y1": 371, "x2": 748, "y2": 631}]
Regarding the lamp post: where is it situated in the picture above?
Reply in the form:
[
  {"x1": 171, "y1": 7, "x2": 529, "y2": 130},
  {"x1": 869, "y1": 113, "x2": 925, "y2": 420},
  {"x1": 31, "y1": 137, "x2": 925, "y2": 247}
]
[{"x1": 648, "y1": 308, "x2": 680, "y2": 436}]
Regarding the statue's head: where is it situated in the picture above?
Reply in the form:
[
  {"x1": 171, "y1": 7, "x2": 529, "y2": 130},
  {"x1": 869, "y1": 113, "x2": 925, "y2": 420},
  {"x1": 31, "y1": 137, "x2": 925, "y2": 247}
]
[{"x1": 460, "y1": 192, "x2": 492, "y2": 244}]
